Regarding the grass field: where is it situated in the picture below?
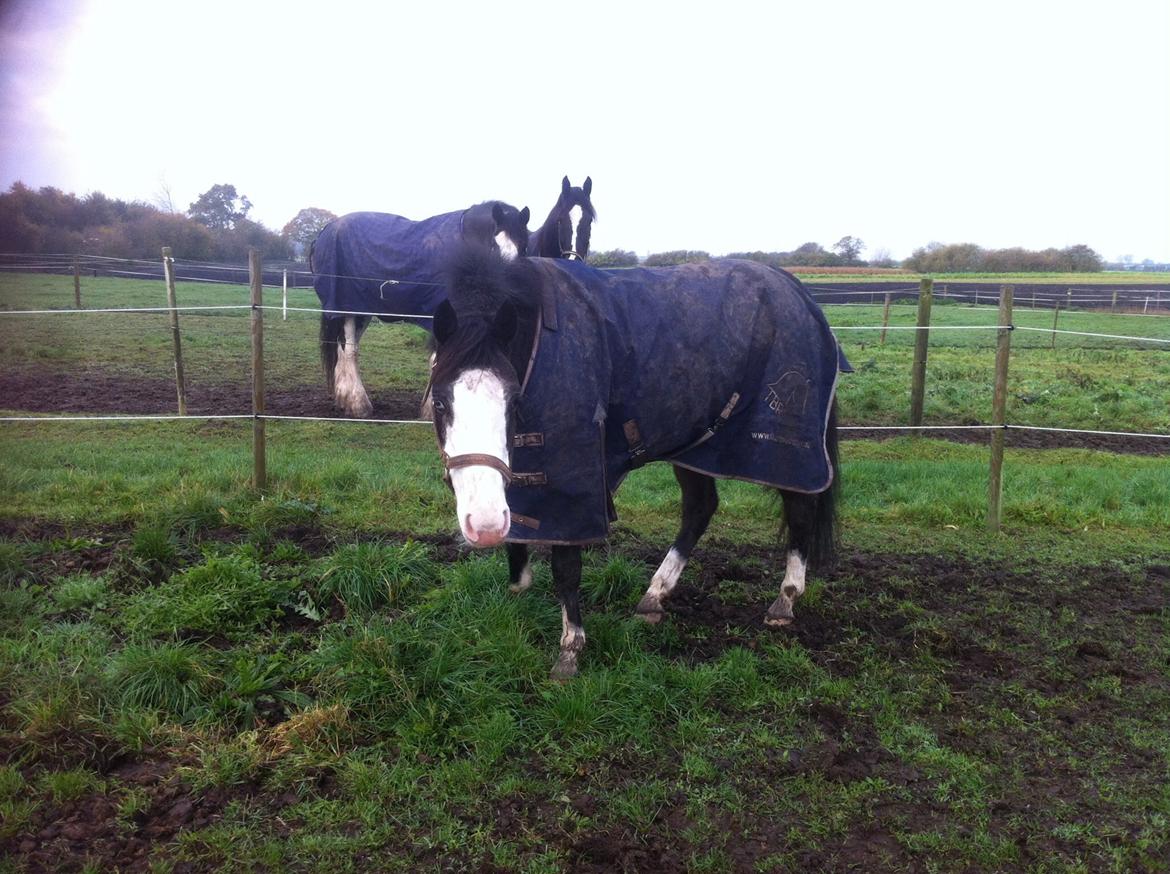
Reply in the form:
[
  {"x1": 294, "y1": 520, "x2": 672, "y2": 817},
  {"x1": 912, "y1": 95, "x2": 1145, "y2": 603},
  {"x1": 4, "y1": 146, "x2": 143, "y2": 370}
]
[{"x1": 1, "y1": 272, "x2": 1168, "y2": 872}]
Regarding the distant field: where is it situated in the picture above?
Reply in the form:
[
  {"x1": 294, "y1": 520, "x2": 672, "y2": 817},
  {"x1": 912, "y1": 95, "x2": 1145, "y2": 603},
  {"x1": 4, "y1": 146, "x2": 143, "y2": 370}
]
[{"x1": 794, "y1": 270, "x2": 1170, "y2": 285}]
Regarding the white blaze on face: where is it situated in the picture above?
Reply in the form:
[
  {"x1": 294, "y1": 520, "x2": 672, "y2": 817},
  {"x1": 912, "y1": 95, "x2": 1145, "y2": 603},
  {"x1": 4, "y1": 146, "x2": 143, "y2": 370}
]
[
  {"x1": 444, "y1": 368, "x2": 511, "y2": 547},
  {"x1": 567, "y1": 205, "x2": 583, "y2": 258},
  {"x1": 495, "y1": 230, "x2": 519, "y2": 261}
]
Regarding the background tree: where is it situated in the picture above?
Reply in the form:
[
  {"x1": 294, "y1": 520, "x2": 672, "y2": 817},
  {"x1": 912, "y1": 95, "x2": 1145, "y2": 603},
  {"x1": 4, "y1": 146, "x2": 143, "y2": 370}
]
[
  {"x1": 787, "y1": 242, "x2": 838, "y2": 267},
  {"x1": 644, "y1": 250, "x2": 710, "y2": 267},
  {"x1": 187, "y1": 183, "x2": 253, "y2": 230},
  {"x1": 832, "y1": 236, "x2": 865, "y2": 264},
  {"x1": 282, "y1": 207, "x2": 338, "y2": 261},
  {"x1": 587, "y1": 248, "x2": 639, "y2": 267}
]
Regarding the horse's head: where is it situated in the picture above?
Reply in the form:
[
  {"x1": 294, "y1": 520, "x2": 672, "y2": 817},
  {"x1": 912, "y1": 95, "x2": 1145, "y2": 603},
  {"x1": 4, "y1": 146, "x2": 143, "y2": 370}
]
[
  {"x1": 430, "y1": 248, "x2": 537, "y2": 547},
  {"x1": 531, "y1": 176, "x2": 596, "y2": 261},
  {"x1": 462, "y1": 201, "x2": 531, "y2": 261}
]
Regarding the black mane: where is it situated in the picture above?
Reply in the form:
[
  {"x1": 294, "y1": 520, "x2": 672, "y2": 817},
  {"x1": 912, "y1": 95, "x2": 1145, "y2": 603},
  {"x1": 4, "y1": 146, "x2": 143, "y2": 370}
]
[{"x1": 431, "y1": 246, "x2": 540, "y2": 392}]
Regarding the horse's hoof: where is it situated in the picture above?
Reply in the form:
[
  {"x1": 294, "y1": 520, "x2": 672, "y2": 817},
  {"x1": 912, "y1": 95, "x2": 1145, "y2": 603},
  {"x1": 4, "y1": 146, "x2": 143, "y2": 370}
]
[
  {"x1": 765, "y1": 599, "x2": 795, "y2": 627},
  {"x1": 550, "y1": 654, "x2": 578, "y2": 681},
  {"x1": 635, "y1": 594, "x2": 666, "y2": 623},
  {"x1": 508, "y1": 568, "x2": 533, "y2": 594}
]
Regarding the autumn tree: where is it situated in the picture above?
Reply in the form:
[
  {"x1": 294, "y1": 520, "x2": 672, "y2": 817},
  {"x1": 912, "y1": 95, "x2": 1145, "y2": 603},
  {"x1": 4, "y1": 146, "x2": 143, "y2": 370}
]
[
  {"x1": 832, "y1": 236, "x2": 865, "y2": 264},
  {"x1": 282, "y1": 207, "x2": 338, "y2": 260},
  {"x1": 188, "y1": 183, "x2": 253, "y2": 230}
]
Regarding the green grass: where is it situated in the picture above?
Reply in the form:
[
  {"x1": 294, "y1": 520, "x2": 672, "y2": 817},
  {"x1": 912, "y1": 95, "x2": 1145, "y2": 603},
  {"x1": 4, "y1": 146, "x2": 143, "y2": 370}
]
[
  {"x1": 0, "y1": 272, "x2": 433, "y2": 393},
  {"x1": 0, "y1": 271, "x2": 1167, "y2": 870}
]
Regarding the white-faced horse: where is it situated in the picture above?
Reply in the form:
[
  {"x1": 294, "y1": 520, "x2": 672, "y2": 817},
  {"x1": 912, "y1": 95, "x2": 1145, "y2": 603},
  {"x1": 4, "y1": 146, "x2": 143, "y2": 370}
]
[
  {"x1": 311, "y1": 201, "x2": 530, "y2": 418},
  {"x1": 527, "y1": 176, "x2": 595, "y2": 261},
  {"x1": 429, "y1": 247, "x2": 848, "y2": 679}
]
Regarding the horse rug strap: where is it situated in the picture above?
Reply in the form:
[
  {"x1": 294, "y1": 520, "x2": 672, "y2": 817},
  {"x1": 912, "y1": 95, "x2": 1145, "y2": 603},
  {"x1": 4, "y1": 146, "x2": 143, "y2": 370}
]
[
  {"x1": 311, "y1": 210, "x2": 463, "y2": 328},
  {"x1": 504, "y1": 259, "x2": 851, "y2": 545}
]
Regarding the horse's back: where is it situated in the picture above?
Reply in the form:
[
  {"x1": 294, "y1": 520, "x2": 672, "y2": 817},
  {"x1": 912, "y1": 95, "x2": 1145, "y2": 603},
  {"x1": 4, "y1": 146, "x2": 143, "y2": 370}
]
[
  {"x1": 311, "y1": 210, "x2": 464, "y2": 325},
  {"x1": 507, "y1": 258, "x2": 845, "y2": 543}
]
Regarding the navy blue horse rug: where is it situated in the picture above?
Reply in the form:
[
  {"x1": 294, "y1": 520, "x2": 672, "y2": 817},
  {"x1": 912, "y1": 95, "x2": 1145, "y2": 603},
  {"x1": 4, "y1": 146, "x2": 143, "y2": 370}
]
[
  {"x1": 311, "y1": 209, "x2": 489, "y2": 329},
  {"x1": 506, "y1": 258, "x2": 852, "y2": 544}
]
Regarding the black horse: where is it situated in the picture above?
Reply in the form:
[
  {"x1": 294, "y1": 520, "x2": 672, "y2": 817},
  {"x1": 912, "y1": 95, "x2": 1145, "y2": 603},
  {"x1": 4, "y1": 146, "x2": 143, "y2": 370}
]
[
  {"x1": 311, "y1": 200, "x2": 530, "y2": 417},
  {"x1": 527, "y1": 176, "x2": 595, "y2": 260},
  {"x1": 429, "y1": 247, "x2": 848, "y2": 679}
]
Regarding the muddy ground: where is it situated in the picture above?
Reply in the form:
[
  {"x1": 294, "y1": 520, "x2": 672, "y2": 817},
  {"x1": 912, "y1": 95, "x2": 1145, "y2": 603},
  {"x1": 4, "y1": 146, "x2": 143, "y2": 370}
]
[
  {"x1": 2, "y1": 519, "x2": 1168, "y2": 872},
  {"x1": 2, "y1": 368, "x2": 1166, "y2": 457}
]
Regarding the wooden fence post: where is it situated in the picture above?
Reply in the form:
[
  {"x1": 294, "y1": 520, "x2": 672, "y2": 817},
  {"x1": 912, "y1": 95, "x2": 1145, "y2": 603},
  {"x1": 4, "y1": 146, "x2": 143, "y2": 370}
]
[
  {"x1": 282, "y1": 268, "x2": 288, "y2": 321},
  {"x1": 73, "y1": 256, "x2": 81, "y2": 308},
  {"x1": 988, "y1": 285, "x2": 1014, "y2": 532},
  {"x1": 162, "y1": 247, "x2": 187, "y2": 416},
  {"x1": 1111, "y1": 290, "x2": 1118, "y2": 314},
  {"x1": 1051, "y1": 304, "x2": 1060, "y2": 349},
  {"x1": 879, "y1": 292, "x2": 892, "y2": 346},
  {"x1": 909, "y1": 277, "x2": 934, "y2": 429},
  {"x1": 250, "y1": 248, "x2": 267, "y2": 490}
]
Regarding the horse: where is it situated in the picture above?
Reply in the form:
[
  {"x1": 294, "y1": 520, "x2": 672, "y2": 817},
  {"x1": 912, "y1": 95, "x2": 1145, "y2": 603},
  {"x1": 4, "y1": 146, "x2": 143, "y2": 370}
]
[
  {"x1": 428, "y1": 246, "x2": 849, "y2": 679},
  {"x1": 527, "y1": 176, "x2": 595, "y2": 260},
  {"x1": 311, "y1": 200, "x2": 530, "y2": 418}
]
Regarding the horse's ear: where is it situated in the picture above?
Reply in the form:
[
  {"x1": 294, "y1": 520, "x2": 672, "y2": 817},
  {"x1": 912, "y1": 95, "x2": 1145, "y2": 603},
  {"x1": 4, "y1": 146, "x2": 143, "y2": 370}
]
[
  {"x1": 519, "y1": 206, "x2": 530, "y2": 226},
  {"x1": 493, "y1": 301, "x2": 518, "y2": 346},
  {"x1": 561, "y1": 176, "x2": 571, "y2": 196},
  {"x1": 434, "y1": 300, "x2": 458, "y2": 344},
  {"x1": 583, "y1": 177, "x2": 592, "y2": 196}
]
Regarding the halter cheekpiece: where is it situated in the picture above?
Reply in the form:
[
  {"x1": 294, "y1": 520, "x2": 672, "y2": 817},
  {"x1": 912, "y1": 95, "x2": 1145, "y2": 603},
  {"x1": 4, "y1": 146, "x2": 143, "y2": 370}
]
[{"x1": 441, "y1": 451, "x2": 513, "y2": 485}]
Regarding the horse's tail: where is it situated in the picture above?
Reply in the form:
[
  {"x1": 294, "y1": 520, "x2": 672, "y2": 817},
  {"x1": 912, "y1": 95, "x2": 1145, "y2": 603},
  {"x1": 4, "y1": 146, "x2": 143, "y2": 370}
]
[
  {"x1": 321, "y1": 314, "x2": 342, "y2": 394},
  {"x1": 779, "y1": 398, "x2": 840, "y2": 572},
  {"x1": 808, "y1": 398, "x2": 841, "y2": 571}
]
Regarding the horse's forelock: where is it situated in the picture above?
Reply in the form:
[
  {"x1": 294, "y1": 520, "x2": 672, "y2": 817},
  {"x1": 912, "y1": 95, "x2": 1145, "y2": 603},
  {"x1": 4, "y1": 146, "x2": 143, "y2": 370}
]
[{"x1": 434, "y1": 247, "x2": 536, "y2": 391}]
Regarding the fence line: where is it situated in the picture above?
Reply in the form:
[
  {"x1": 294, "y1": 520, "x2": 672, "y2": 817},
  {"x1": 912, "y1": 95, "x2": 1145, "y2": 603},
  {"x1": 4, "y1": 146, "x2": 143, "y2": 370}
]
[
  {"x1": 6, "y1": 303, "x2": 1170, "y2": 345},
  {"x1": 1014, "y1": 326, "x2": 1170, "y2": 344},
  {"x1": 4, "y1": 260, "x2": 1168, "y2": 524},
  {"x1": 3, "y1": 413, "x2": 1167, "y2": 442}
]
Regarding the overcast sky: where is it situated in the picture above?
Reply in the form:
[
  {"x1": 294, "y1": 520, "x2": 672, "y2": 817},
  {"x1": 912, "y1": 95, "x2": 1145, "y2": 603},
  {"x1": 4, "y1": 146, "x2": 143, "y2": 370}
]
[{"x1": 2, "y1": 0, "x2": 1168, "y2": 261}]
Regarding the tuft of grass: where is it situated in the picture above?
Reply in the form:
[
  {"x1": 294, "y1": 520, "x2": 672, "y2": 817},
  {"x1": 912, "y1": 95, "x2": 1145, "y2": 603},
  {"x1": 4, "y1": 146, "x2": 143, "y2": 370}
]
[
  {"x1": 38, "y1": 768, "x2": 104, "y2": 802},
  {"x1": 131, "y1": 523, "x2": 179, "y2": 568},
  {"x1": 124, "y1": 550, "x2": 295, "y2": 636},
  {"x1": 316, "y1": 540, "x2": 435, "y2": 616},
  {"x1": 0, "y1": 540, "x2": 27, "y2": 586},
  {"x1": 111, "y1": 640, "x2": 215, "y2": 721},
  {"x1": 581, "y1": 553, "x2": 648, "y2": 608},
  {"x1": 50, "y1": 573, "x2": 110, "y2": 614}
]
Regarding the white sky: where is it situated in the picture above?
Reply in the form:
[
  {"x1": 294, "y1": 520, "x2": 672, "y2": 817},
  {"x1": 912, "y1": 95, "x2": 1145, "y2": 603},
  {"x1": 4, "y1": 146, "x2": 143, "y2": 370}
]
[{"x1": 1, "y1": 0, "x2": 1168, "y2": 261}]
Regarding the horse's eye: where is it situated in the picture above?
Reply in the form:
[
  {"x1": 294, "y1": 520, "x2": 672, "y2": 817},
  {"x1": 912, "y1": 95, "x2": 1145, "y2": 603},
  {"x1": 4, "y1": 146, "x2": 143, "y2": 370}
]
[{"x1": 434, "y1": 399, "x2": 446, "y2": 413}]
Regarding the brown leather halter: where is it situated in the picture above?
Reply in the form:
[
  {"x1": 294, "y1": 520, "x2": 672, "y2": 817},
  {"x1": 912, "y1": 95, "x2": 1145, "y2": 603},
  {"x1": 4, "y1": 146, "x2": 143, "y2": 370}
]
[{"x1": 440, "y1": 452, "x2": 513, "y2": 485}]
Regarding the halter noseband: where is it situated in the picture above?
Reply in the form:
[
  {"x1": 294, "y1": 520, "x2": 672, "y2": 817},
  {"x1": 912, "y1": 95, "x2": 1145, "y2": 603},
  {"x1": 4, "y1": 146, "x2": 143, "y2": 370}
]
[
  {"x1": 562, "y1": 249, "x2": 584, "y2": 260},
  {"x1": 441, "y1": 451, "x2": 513, "y2": 485}
]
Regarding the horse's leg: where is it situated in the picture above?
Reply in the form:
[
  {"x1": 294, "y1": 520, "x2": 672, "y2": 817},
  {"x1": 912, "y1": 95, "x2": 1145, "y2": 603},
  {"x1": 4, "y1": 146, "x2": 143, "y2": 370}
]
[
  {"x1": 334, "y1": 316, "x2": 373, "y2": 417},
  {"x1": 765, "y1": 490, "x2": 816, "y2": 627},
  {"x1": 550, "y1": 545, "x2": 585, "y2": 680},
  {"x1": 635, "y1": 466, "x2": 718, "y2": 623},
  {"x1": 419, "y1": 351, "x2": 437, "y2": 420},
  {"x1": 507, "y1": 542, "x2": 533, "y2": 593}
]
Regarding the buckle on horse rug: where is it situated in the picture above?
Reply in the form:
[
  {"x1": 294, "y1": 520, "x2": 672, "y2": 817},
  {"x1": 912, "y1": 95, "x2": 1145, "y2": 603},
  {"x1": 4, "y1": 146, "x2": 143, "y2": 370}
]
[{"x1": 623, "y1": 419, "x2": 648, "y2": 465}]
